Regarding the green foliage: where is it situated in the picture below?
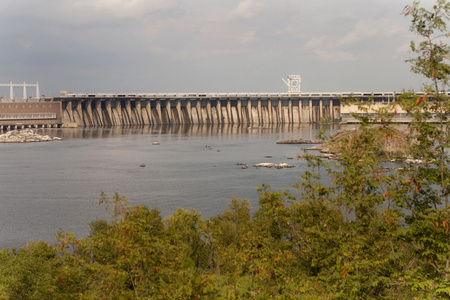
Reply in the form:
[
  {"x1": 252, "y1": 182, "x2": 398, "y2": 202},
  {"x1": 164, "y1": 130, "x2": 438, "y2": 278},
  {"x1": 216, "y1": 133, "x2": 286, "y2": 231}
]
[{"x1": 0, "y1": 241, "x2": 61, "y2": 300}]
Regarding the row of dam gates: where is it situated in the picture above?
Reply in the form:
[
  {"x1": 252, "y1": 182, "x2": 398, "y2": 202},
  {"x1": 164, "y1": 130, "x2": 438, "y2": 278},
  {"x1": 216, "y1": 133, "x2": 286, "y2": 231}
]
[
  {"x1": 53, "y1": 92, "x2": 398, "y2": 126},
  {"x1": 0, "y1": 92, "x2": 401, "y2": 129}
]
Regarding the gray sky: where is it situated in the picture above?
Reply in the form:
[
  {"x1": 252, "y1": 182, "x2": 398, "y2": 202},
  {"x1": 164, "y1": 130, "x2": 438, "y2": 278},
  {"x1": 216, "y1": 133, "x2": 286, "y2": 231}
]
[{"x1": 0, "y1": 0, "x2": 436, "y2": 96}]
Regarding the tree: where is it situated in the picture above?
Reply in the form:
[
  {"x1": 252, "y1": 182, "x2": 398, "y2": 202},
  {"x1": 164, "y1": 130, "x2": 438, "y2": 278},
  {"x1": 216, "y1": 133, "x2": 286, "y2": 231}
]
[{"x1": 397, "y1": 1, "x2": 450, "y2": 296}]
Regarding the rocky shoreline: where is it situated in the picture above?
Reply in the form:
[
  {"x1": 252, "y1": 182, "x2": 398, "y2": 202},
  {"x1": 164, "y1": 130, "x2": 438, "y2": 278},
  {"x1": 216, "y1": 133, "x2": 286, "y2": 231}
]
[
  {"x1": 0, "y1": 129, "x2": 61, "y2": 143},
  {"x1": 289, "y1": 128, "x2": 428, "y2": 163},
  {"x1": 276, "y1": 139, "x2": 321, "y2": 144}
]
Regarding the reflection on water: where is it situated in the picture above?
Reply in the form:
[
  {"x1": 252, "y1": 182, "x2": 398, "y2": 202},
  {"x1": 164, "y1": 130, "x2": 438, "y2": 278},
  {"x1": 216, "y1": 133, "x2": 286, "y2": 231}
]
[
  {"x1": 0, "y1": 124, "x2": 341, "y2": 249},
  {"x1": 42, "y1": 123, "x2": 342, "y2": 139}
]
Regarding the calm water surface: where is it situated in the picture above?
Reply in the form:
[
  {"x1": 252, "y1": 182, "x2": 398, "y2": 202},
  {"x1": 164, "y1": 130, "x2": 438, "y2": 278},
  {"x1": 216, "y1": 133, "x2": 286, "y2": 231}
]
[{"x1": 0, "y1": 124, "x2": 342, "y2": 249}]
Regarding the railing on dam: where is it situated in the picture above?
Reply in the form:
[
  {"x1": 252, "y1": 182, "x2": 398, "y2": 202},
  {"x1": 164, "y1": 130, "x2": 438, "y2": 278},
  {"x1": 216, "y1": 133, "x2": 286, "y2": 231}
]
[{"x1": 61, "y1": 91, "x2": 401, "y2": 99}]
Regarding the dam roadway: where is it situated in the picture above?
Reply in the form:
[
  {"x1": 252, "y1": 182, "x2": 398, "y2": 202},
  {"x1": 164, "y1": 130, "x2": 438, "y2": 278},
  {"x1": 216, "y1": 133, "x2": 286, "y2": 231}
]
[{"x1": 52, "y1": 91, "x2": 399, "y2": 127}]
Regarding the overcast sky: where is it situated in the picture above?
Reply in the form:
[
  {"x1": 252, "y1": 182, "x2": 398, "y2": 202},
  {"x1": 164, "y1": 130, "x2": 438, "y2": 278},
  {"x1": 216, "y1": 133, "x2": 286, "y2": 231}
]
[{"x1": 0, "y1": 0, "x2": 438, "y2": 96}]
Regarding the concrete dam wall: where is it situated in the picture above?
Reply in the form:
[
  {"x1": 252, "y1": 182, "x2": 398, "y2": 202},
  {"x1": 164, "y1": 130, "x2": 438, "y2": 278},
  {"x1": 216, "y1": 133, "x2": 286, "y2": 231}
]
[{"x1": 58, "y1": 97, "x2": 341, "y2": 126}]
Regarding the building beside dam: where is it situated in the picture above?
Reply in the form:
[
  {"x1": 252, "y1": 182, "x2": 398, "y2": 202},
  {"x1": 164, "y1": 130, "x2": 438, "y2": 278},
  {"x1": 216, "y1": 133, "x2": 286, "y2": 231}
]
[{"x1": 0, "y1": 101, "x2": 62, "y2": 130}]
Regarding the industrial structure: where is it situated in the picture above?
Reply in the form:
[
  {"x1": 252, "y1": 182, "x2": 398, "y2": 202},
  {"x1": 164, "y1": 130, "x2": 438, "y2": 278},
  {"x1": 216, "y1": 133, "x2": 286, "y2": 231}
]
[
  {"x1": 282, "y1": 75, "x2": 301, "y2": 93},
  {"x1": 0, "y1": 78, "x2": 416, "y2": 129},
  {"x1": 0, "y1": 82, "x2": 40, "y2": 101}
]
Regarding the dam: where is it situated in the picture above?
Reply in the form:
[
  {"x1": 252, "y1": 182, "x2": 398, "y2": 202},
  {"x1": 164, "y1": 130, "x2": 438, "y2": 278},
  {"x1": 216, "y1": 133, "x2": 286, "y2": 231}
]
[
  {"x1": 0, "y1": 79, "x2": 403, "y2": 128},
  {"x1": 52, "y1": 91, "x2": 397, "y2": 127}
]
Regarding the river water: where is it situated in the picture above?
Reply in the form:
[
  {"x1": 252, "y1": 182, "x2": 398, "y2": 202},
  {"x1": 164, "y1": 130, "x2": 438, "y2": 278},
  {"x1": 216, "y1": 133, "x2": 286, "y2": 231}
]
[{"x1": 0, "y1": 124, "x2": 342, "y2": 249}]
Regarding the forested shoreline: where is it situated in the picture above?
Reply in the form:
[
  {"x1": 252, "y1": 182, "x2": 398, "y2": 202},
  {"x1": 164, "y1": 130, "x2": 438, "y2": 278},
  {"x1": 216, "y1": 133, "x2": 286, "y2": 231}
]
[{"x1": 2, "y1": 1, "x2": 450, "y2": 299}]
